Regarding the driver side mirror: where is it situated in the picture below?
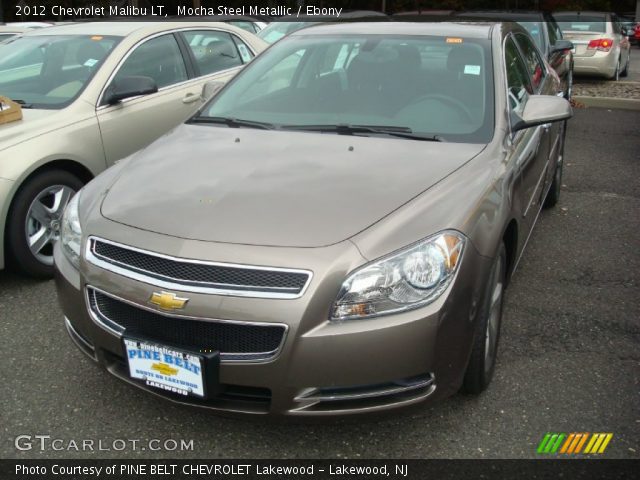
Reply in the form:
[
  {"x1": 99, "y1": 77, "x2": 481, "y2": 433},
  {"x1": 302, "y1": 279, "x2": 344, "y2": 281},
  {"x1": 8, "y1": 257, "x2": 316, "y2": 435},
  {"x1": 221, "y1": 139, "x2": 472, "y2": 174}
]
[
  {"x1": 550, "y1": 39, "x2": 574, "y2": 54},
  {"x1": 511, "y1": 95, "x2": 572, "y2": 132},
  {"x1": 201, "y1": 80, "x2": 224, "y2": 101},
  {"x1": 103, "y1": 76, "x2": 158, "y2": 105}
]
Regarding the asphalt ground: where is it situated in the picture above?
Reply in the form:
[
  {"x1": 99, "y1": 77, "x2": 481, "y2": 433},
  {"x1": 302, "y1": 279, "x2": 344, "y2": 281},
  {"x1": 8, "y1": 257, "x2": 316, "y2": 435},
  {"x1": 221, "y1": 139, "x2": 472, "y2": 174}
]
[{"x1": 0, "y1": 107, "x2": 638, "y2": 460}]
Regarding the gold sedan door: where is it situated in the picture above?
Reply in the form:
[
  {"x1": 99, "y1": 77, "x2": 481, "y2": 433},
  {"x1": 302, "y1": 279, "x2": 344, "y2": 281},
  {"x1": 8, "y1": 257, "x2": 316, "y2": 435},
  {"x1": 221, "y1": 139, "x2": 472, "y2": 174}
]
[{"x1": 96, "y1": 33, "x2": 201, "y2": 164}]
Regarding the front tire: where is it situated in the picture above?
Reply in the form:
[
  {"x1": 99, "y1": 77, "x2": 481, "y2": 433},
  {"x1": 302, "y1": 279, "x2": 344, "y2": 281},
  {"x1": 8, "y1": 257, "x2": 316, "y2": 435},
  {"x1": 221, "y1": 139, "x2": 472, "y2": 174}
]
[
  {"x1": 6, "y1": 170, "x2": 84, "y2": 278},
  {"x1": 462, "y1": 243, "x2": 507, "y2": 394}
]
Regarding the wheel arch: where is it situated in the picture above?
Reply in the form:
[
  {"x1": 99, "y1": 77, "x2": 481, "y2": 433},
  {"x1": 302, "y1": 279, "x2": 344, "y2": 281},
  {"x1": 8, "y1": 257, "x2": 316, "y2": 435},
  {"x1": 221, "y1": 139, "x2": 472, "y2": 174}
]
[{"x1": 1, "y1": 159, "x2": 95, "y2": 270}]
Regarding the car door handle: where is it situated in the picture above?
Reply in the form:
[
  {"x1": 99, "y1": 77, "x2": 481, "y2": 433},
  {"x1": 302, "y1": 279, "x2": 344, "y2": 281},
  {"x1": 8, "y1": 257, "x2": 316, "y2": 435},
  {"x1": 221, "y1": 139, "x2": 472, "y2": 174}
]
[{"x1": 182, "y1": 94, "x2": 200, "y2": 104}]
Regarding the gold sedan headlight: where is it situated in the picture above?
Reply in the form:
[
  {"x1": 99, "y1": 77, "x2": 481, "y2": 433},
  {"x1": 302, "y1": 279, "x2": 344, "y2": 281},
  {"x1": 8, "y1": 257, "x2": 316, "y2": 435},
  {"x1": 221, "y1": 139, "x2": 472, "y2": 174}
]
[{"x1": 331, "y1": 231, "x2": 466, "y2": 320}]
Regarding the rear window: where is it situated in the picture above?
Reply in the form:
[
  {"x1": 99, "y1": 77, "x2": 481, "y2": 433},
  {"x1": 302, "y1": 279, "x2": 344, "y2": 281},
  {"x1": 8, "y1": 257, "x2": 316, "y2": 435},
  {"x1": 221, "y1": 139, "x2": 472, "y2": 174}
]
[{"x1": 556, "y1": 16, "x2": 607, "y2": 33}]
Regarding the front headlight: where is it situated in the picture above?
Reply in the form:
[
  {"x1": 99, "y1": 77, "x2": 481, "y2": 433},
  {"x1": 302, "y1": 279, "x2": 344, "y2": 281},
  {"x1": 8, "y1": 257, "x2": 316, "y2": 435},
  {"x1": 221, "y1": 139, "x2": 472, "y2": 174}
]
[
  {"x1": 60, "y1": 190, "x2": 82, "y2": 268},
  {"x1": 331, "y1": 231, "x2": 466, "y2": 320}
]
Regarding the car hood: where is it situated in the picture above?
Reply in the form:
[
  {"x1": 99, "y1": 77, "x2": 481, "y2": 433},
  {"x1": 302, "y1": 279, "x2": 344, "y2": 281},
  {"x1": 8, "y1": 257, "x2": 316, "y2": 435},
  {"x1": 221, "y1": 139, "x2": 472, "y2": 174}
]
[
  {"x1": 101, "y1": 124, "x2": 485, "y2": 247},
  {"x1": 0, "y1": 107, "x2": 64, "y2": 151}
]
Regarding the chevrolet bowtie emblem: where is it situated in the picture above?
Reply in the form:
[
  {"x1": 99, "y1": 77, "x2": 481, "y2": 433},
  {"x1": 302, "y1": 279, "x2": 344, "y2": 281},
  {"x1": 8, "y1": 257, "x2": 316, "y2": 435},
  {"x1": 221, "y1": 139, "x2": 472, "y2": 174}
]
[{"x1": 149, "y1": 291, "x2": 189, "y2": 311}]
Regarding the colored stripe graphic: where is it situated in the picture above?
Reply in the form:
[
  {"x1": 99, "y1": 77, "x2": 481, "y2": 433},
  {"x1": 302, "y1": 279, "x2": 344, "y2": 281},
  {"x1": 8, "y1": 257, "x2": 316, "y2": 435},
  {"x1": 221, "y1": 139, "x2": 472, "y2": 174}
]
[
  {"x1": 537, "y1": 433, "x2": 552, "y2": 454},
  {"x1": 537, "y1": 433, "x2": 566, "y2": 454},
  {"x1": 597, "y1": 434, "x2": 613, "y2": 453},
  {"x1": 584, "y1": 433, "x2": 614, "y2": 454},
  {"x1": 538, "y1": 433, "x2": 612, "y2": 455},
  {"x1": 574, "y1": 433, "x2": 589, "y2": 453},
  {"x1": 550, "y1": 434, "x2": 566, "y2": 453},
  {"x1": 560, "y1": 433, "x2": 576, "y2": 454}
]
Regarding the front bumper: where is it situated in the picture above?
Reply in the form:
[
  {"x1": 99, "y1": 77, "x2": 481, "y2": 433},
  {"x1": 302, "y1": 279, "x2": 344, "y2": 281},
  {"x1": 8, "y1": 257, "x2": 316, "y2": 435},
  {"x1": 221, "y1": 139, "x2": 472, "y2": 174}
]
[{"x1": 54, "y1": 226, "x2": 491, "y2": 417}]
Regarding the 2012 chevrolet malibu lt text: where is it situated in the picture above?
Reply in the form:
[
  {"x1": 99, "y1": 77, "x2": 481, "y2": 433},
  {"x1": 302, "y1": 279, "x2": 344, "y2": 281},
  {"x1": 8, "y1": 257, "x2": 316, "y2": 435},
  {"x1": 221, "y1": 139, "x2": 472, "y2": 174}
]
[{"x1": 54, "y1": 22, "x2": 572, "y2": 416}]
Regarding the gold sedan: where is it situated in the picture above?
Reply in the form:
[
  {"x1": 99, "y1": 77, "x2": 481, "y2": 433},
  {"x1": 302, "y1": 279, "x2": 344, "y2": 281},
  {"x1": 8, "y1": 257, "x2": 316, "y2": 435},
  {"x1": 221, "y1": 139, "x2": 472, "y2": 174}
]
[{"x1": 0, "y1": 22, "x2": 266, "y2": 277}]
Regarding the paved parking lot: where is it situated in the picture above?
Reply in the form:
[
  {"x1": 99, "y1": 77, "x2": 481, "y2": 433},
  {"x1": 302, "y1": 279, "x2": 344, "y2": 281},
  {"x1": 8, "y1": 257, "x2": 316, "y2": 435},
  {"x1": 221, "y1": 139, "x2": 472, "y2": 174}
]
[{"x1": 1, "y1": 107, "x2": 638, "y2": 460}]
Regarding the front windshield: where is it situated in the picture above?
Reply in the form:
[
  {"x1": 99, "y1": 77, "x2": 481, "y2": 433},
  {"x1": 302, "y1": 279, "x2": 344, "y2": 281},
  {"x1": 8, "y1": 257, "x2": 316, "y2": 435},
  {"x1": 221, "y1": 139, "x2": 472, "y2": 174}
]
[
  {"x1": 200, "y1": 34, "x2": 494, "y2": 143},
  {"x1": 0, "y1": 34, "x2": 120, "y2": 109},
  {"x1": 258, "y1": 22, "x2": 316, "y2": 44}
]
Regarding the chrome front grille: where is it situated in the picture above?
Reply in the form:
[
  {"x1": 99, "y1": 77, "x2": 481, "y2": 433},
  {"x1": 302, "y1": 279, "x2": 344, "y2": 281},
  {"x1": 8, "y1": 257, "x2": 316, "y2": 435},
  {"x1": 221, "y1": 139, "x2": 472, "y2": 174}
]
[
  {"x1": 85, "y1": 237, "x2": 312, "y2": 298},
  {"x1": 86, "y1": 287, "x2": 287, "y2": 361}
]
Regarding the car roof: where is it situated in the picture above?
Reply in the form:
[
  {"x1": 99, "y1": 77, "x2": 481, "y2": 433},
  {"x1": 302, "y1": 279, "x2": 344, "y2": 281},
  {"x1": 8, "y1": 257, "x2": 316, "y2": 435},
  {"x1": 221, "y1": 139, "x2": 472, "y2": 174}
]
[
  {"x1": 20, "y1": 21, "x2": 238, "y2": 38},
  {"x1": 290, "y1": 21, "x2": 494, "y2": 39},
  {"x1": 553, "y1": 11, "x2": 609, "y2": 18},
  {"x1": 0, "y1": 25, "x2": 33, "y2": 33},
  {"x1": 455, "y1": 10, "x2": 546, "y2": 20}
]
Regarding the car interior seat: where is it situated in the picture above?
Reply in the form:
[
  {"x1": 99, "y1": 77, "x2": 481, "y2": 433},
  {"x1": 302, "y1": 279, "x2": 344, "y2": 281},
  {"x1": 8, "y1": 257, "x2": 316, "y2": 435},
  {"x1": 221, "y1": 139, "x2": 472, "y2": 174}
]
[
  {"x1": 46, "y1": 41, "x2": 107, "y2": 99},
  {"x1": 445, "y1": 45, "x2": 485, "y2": 122}
]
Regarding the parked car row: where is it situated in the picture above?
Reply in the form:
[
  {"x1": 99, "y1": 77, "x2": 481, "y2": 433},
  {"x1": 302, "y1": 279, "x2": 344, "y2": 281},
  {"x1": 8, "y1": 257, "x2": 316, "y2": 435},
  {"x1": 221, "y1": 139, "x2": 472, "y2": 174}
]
[
  {"x1": 0, "y1": 22, "x2": 267, "y2": 277},
  {"x1": 555, "y1": 11, "x2": 631, "y2": 80},
  {"x1": 7, "y1": 20, "x2": 571, "y2": 416},
  {"x1": 0, "y1": 22, "x2": 54, "y2": 42}
]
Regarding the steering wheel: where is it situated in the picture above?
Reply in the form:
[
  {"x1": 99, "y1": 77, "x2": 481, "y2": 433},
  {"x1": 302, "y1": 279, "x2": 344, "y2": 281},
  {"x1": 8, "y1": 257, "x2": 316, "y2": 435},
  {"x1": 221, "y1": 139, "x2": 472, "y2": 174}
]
[{"x1": 400, "y1": 94, "x2": 474, "y2": 123}]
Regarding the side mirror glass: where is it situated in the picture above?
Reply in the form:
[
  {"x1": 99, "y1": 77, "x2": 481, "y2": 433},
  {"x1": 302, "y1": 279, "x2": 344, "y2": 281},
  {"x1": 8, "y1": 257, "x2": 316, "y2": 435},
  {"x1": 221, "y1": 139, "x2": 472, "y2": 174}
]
[
  {"x1": 104, "y1": 76, "x2": 158, "y2": 105},
  {"x1": 512, "y1": 95, "x2": 572, "y2": 132},
  {"x1": 551, "y1": 39, "x2": 574, "y2": 54}
]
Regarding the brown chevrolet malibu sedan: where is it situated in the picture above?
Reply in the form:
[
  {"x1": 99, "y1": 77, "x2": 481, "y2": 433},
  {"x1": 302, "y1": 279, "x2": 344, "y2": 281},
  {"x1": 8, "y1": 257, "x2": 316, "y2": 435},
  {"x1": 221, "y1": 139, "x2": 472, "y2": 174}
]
[{"x1": 54, "y1": 21, "x2": 572, "y2": 416}]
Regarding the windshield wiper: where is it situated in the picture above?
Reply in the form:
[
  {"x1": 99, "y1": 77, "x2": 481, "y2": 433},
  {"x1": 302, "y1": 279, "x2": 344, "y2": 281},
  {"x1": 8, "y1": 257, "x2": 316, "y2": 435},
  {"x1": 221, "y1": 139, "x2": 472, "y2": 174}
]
[
  {"x1": 281, "y1": 124, "x2": 442, "y2": 142},
  {"x1": 189, "y1": 116, "x2": 274, "y2": 130},
  {"x1": 10, "y1": 99, "x2": 33, "y2": 109}
]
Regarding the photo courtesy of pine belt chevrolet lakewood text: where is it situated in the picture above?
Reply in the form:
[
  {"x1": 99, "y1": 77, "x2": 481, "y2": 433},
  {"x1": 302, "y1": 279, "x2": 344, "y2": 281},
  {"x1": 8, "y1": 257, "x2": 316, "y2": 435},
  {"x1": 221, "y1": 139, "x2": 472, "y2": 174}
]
[{"x1": 54, "y1": 21, "x2": 572, "y2": 416}]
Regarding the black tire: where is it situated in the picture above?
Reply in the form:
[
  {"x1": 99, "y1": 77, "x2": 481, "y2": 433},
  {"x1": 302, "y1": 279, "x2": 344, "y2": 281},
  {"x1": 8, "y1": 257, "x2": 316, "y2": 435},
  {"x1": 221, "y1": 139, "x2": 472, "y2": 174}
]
[
  {"x1": 544, "y1": 122, "x2": 567, "y2": 209},
  {"x1": 6, "y1": 170, "x2": 84, "y2": 278},
  {"x1": 611, "y1": 58, "x2": 620, "y2": 81},
  {"x1": 620, "y1": 53, "x2": 629, "y2": 77},
  {"x1": 462, "y1": 243, "x2": 507, "y2": 394},
  {"x1": 565, "y1": 66, "x2": 573, "y2": 100}
]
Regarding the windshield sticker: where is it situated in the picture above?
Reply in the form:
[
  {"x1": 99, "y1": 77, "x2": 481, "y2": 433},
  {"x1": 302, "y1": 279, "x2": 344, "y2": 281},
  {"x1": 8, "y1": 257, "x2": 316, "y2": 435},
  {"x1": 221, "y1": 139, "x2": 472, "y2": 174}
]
[
  {"x1": 446, "y1": 37, "x2": 463, "y2": 44},
  {"x1": 84, "y1": 59, "x2": 99, "y2": 67},
  {"x1": 464, "y1": 65, "x2": 481, "y2": 75},
  {"x1": 90, "y1": 36, "x2": 103, "y2": 41}
]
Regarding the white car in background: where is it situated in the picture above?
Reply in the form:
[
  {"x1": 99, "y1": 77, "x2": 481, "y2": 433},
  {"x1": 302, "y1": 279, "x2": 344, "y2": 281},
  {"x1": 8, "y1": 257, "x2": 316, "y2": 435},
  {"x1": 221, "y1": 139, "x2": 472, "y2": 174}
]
[
  {"x1": 0, "y1": 21, "x2": 266, "y2": 277},
  {"x1": 555, "y1": 11, "x2": 631, "y2": 80},
  {"x1": 0, "y1": 23, "x2": 51, "y2": 42}
]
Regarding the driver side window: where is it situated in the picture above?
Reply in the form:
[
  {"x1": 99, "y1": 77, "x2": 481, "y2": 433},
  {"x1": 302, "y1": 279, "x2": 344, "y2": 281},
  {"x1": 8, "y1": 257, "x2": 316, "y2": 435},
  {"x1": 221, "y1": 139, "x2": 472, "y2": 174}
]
[
  {"x1": 114, "y1": 34, "x2": 187, "y2": 90},
  {"x1": 505, "y1": 37, "x2": 532, "y2": 114}
]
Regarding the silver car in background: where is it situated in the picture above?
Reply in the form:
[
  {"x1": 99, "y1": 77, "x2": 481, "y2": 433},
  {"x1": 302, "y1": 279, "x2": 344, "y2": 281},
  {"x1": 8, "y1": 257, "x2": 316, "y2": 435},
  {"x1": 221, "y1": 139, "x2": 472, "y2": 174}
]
[{"x1": 555, "y1": 11, "x2": 631, "y2": 80}]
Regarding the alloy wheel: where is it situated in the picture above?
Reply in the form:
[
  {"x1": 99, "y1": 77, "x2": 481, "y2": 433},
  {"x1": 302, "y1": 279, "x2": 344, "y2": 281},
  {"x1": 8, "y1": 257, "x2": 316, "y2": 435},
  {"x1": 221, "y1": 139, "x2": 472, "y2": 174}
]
[{"x1": 24, "y1": 184, "x2": 75, "y2": 265}]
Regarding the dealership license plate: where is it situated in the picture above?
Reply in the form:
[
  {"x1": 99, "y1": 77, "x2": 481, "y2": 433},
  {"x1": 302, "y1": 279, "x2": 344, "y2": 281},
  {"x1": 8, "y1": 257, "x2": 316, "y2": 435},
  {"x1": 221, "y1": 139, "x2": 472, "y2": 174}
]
[{"x1": 124, "y1": 339, "x2": 205, "y2": 397}]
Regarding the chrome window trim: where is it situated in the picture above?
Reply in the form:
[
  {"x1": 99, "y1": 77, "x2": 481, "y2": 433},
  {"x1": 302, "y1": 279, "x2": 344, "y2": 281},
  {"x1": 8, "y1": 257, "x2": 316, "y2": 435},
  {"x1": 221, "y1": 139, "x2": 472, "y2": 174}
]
[
  {"x1": 84, "y1": 285, "x2": 289, "y2": 363},
  {"x1": 85, "y1": 236, "x2": 313, "y2": 299},
  {"x1": 96, "y1": 26, "x2": 256, "y2": 109},
  {"x1": 512, "y1": 31, "x2": 549, "y2": 94}
]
